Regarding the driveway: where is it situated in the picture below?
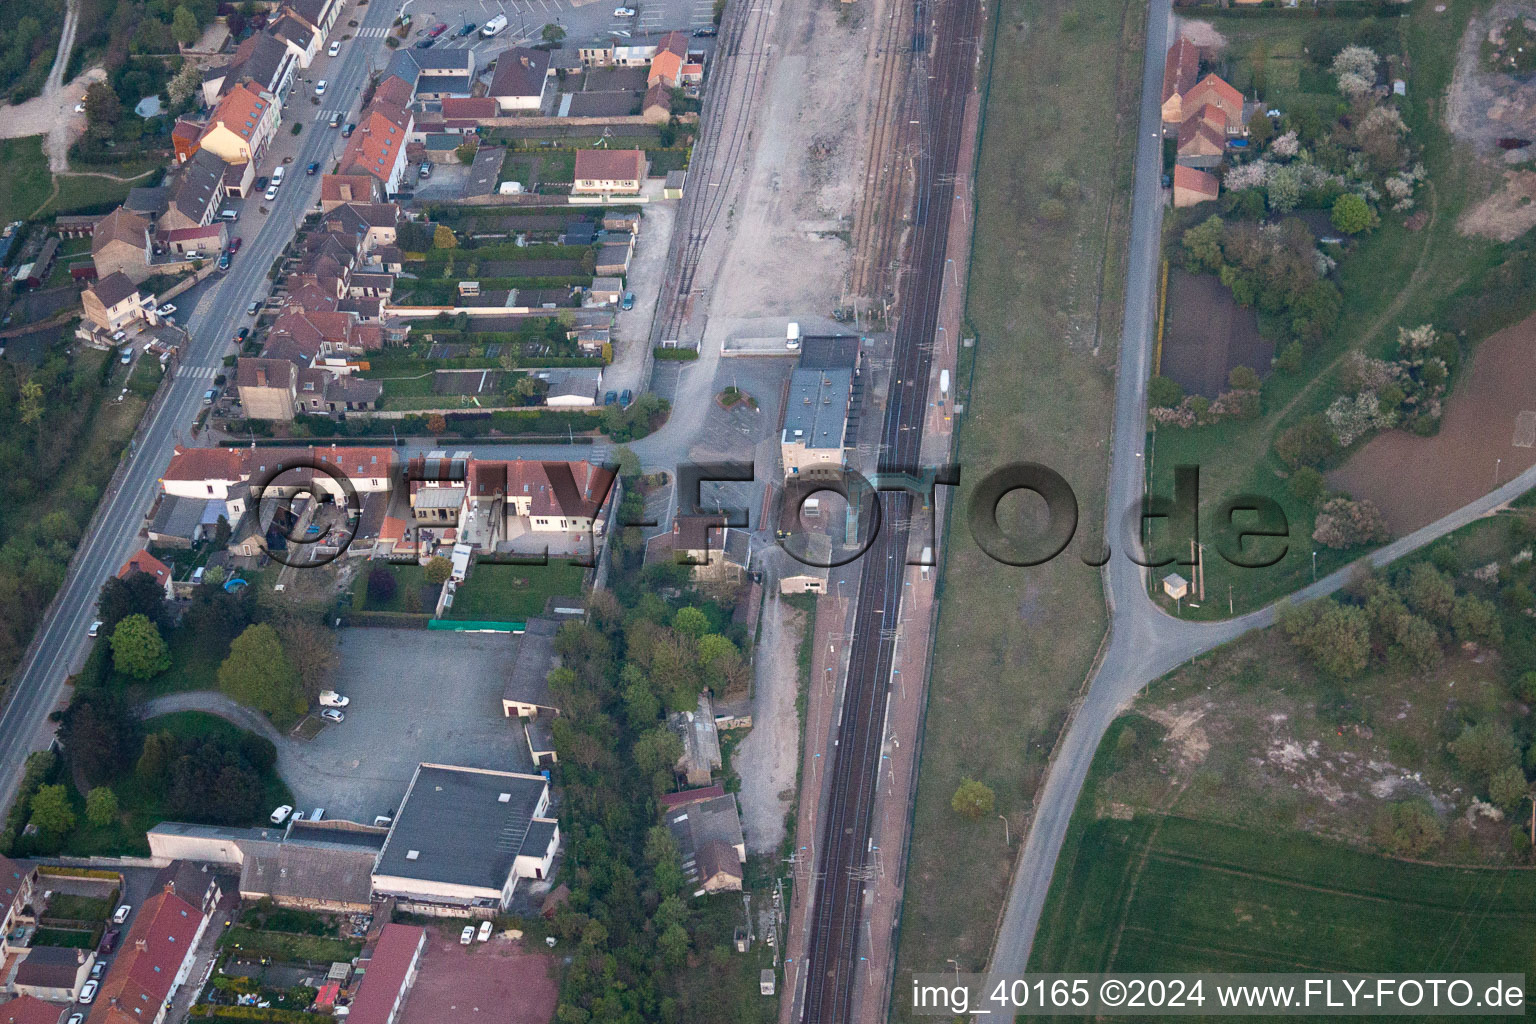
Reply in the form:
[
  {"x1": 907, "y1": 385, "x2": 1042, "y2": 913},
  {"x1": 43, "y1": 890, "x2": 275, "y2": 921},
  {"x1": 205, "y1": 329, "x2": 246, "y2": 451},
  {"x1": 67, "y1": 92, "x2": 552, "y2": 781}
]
[{"x1": 140, "y1": 628, "x2": 534, "y2": 824}]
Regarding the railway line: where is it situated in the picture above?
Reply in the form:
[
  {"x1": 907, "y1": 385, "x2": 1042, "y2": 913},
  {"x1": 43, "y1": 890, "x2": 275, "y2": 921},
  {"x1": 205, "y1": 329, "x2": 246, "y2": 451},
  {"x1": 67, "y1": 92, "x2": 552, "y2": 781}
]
[
  {"x1": 798, "y1": 0, "x2": 979, "y2": 1018},
  {"x1": 652, "y1": 0, "x2": 776, "y2": 344},
  {"x1": 847, "y1": 0, "x2": 918, "y2": 302}
]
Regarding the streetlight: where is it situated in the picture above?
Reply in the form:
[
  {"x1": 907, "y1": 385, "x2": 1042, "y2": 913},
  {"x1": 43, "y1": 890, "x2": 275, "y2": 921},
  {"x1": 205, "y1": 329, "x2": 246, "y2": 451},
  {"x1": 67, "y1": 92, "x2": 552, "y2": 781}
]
[
  {"x1": 946, "y1": 958, "x2": 960, "y2": 986},
  {"x1": 998, "y1": 814, "x2": 1009, "y2": 845},
  {"x1": 1312, "y1": 549, "x2": 1317, "y2": 582}
]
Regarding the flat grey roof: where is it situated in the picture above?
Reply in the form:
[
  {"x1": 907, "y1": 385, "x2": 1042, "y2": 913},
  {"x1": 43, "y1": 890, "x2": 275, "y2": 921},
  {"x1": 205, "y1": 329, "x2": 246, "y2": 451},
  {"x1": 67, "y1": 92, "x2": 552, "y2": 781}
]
[
  {"x1": 505, "y1": 617, "x2": 558, "y2": 709},
  {"x1": 375, "y1": 764, "x2": 549, "y2": 890},
  {"x1": 782, "y1": 367, "x2": 852, "y2": 450}
]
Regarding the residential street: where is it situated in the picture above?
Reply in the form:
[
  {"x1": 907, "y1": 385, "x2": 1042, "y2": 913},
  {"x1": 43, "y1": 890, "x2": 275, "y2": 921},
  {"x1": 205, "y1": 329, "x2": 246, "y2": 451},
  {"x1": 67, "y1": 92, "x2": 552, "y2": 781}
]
[{"x1": 0, "y1": 0, "x2": 401, "y2": 821}]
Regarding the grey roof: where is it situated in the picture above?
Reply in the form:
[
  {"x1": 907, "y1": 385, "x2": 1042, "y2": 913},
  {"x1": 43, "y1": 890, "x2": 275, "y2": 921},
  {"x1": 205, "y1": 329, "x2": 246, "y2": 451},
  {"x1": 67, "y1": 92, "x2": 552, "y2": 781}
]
[
  {"x1": 782, "y1": 367, "x2": 852, "y2": 450},
  {"x1": 91, "y1": 271, "x2": 140, "y2": 308},
  {"x1": 540, "y1": 368, "x2": 601, "y2": 402},
  {"x1": 415, "y1": 75, "x2": 472, "y2": 96},
  {"x1": 525, "y1": 715, "x2": 555, "y2": 755},
  {"x1": 669, "y1": 692, "x2": 721, "y2": 781},
  {"x1": 172, "y1": 149, "x2": 229, "y2": 223},
  {"x1": 505, "y1": 617, "x2": 558, "y2": 710},
  {"x1": 151, "y1": 494, "x2": 211, "y2": 541},
  {"x1": 269, "y1": 13, "x2": 315, "y2": 48},
  {"x1": 125, "y1": 185, "x2": 170, "y2": 218},
  {"x1": 665, "y1": 169, "x2": 686, "y2": 188},
  {"x1": 548, "y1": 48, "x2": 583, "y2": 71},
  {"x1": 797, "y1": 335, "x2": 859, "y2": 370},
  {"x1": 286, "y1": 819, "x2": 390, "y2": 851},
  {"x1": 151, "y1": 860, "x2": 221, "y2": 903},
  {"x1": 325, "y1": 374, "x2": 383, "y2": 404},
  {"x1": 467, "y1": 146, "x2": 503, "y2": 197},
  {"x1": 148, "y1": 821, "x2": 287, "y2": 843},
  {"x1": 374, "y1": 764, "x2": 551, "y2": 890},
  {"x1": 523, "y1": 818, "x2": 557, "y2": 856},
  {"x1": 240, "y1": 843, "x2": 376, "y2": 907},
  {"x1": 566, "y1": 91, "x2": 635, "y2": 117},
  {"x1": 14, "y1": 945, "x2": 86, "y2": 987},
  {"x1": 664, "y1": 793, "x2": 744, "y2": 875},
  {"x1": 489, "y1": 48, "x2": 552, "y2": 99}
]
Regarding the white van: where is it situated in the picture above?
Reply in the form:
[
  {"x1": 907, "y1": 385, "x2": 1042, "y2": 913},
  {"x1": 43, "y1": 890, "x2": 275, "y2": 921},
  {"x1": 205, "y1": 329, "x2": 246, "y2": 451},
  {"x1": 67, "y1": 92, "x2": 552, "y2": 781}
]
[
  {"x1": 270, "y1": 165, "x2": 285, "y2": 185},
  {"x1": 191, "y1": 566, "x2": 205, "y2": 585},
  {"x1": 481, "y1": 14, "x2": 506, "y2": 35}
]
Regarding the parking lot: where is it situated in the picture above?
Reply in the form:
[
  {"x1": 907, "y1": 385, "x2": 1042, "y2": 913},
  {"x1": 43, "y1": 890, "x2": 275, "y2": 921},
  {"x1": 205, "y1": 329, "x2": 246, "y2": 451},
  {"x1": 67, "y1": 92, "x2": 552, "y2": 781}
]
[
  {"x1": 399, "y1": 0, "x2": 715, "y2": 58},
  {"x1": 399, "y1": 928, "x2": 558, "y2": 1024},
  {"x1": 278, "y1": 628, "x2": 534, "y2": 822}
]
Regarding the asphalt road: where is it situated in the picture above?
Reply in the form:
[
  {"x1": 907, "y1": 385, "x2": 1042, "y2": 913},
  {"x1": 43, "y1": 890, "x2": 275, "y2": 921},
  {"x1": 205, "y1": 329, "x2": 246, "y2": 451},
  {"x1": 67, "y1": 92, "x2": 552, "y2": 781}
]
[
  {"x1": 0, "y1": 0, "x2": 400, "y2": 817},
  {"x1": 986, "y1": 0, "x2": 1536, "y2": 980}
]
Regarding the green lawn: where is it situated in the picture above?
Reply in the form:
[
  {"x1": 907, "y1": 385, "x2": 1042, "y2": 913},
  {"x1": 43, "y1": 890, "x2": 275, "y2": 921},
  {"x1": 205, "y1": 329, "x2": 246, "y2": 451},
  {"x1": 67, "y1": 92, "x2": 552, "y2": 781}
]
[
  {"x1": 443, "y1": 561, "x2": 587, "y2": 621},
  {"x1": 31, "y1": 926, "x2": 98, "y2": 949},
  {"x1": 42, "y1": 171, "x2": 152, "y2": 218},
  {"x1": 219, "y1": 926, "x2": 363, "y2": 965},
  {"x1": 0, "y1": 136, "x2": 52, "y2": 222},
  {"x1": 891, "y1": 0, "x2": 1142, "y2": 1009},
  {"x1": 355, "y1": 561, "x2": 433, "y2": 615},
  {"x1": 44, "y1": 892, "x2": 113, "y2": 923}
]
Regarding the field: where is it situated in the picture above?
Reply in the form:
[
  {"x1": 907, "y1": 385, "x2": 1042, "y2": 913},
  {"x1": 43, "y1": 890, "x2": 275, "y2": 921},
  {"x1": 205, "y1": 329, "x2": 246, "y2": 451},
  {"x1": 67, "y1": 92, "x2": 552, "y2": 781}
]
[
  {"x1": 0, "y1": 136, "x2": 52, "y2": 222},
  {"x1": 891, "y1": 0, "x2": 1142, "y2": 1006},
  {"x1": 443, "y1": 561, "x2": 587, "y2": 621},
  {"x1": 1033, "y1": 811, "x2": 1536, "y2": 980},
  {"x1": 1160, "y1": 269, "x2": 1271, "y2": 398},
  {"x1": 42, "y1": 171, "x2": 153, "y2": 218}
]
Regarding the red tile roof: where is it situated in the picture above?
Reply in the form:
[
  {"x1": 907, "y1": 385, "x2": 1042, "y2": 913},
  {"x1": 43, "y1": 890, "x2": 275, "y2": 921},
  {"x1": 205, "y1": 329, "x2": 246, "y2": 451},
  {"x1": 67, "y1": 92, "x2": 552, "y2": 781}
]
[
  {"x1": 161, "y1": 445, "x2": 248, "y2": 484},
  {"x1": 1176, "y1": 107, "x2": 1226, "y2": 155},
  {"x1": 348, "y1": 924, "x2": 424, "y2": 1024},
  {"x1": 321, "y1": 175, "x2": 379, "y2": 205},
  {"x1": 441, "y1": 96, "x2": 498, "y2": 119},
  {"x1": 117, "y1": 550, "x2": 171, "y2": 586},
  {"x1": 1173, "y1": 164, "x2": 1220, "y2": 198},
  {"x1": 87, "y1": 890, "x2": 203, "y2": 1024},
  {"x1": 573, "y1": 148, "x2": 646, "y2": 184},
  {"x1": 202, "y1": 81, "x2": 272, "y2": 149},
  {"x1": 466, "y1": 460, "x2": 616, "y2": 519},
  {"x1": 1184, "y1": 73, "x2": 1243, "y2": 123},
  {"x1": 0, "y1": 995, "x2": 65, "y2": 1024},
  {"x1": 1162, "y1": 35, "x2": 1200, "y2": 104},
  {"x1": 659, "y1": 784, "x2": 726, "y2": 808}
]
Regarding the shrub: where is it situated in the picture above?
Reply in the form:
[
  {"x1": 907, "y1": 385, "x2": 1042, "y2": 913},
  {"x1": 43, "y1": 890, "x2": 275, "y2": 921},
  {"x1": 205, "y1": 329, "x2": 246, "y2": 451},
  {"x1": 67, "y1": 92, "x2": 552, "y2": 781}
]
[
  {"x1": 1373, "y1": 799, "x2": 1442, "y2": 857},
  {"x1": 1148, "y1": 375, "x2": 1184, "y2": 409},
  {"x1": 367, "y1": 567, "x2": 397, "y2": 604},
  {"x1": 1288, "y1": 467, "x2": 1325, "y2": 506},
  {"x1": 1274, "y1": 414, "x2": 1337, "y2": 469},
  {"x1": 1312, "y1": 497, "x2": 1389, "y2": 549},
  {"x1": 425, "y1": 556, "x2": 452, "y2": 585},
  {"x1": 950, "y1": 778, "x2": 995, "y2": 820}
]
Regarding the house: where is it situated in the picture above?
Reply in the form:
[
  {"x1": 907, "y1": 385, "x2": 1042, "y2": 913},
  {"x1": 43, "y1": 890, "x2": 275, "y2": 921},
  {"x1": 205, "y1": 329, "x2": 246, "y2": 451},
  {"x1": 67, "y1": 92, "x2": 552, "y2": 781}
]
[
  {"x1": 441, "y1": 96, "x2": 498, "y2": 122},
  {"x1": 539, "y1": 368, "x2": 603, "y2": 407},
  {"x1": 236, "y1": 357, "x2": 299, "y2": 420},
  {"x1": 1182, "y1": 73, "x2": 1244, "y2": 134},
  {"x1": 1160, "y1": 35, "x2": 1201, "y2": 125},
  {"x1": 646, "y1": 32, "x2": 701, "y2": 88},
  {"x1": 323, "y1": 203, "x2": 400, "y2": 253},
  {"x1": 1172, "y1": 165, "x2": 1220, "y2": 208},
  {"x1": 295, "y1": 367, "x2": 383, "y2": 416},
  {"x1": 159, "y1": 446, "x2": 249, "y2": 500},
  {"x1": 237, "y1": 821, "x2": 385, "y2": 913},
  {"x1": 0, "y1": 995, "x2": 68, "y2": 1024},
  {"x1": 196, "y1": 82, "x2": 280, "y2": 173},
  {"x1": 201, "y1": 32, "x2": 296, "y2": 106},
  {"x1": 781, "y1": 364, "x2": 854, "y2": 476},
  {"x1": 642, "y1": 82, "x2": 671, "y2": 124},
  {"x1": 123, "y1": 186, "x2": 171, "y2": 222},
  {"x1": 669, "y1": 691, "x2": 722, "y2": 787},
  {"x1": 320, "y1": 174, "x2": 381, "y2": 212},
  {"x1": 117, "y1": 549, "x2": 174, "y2": 600},
  {"x1": 586, "y1": 277, "x2": 623, "y2": 306},
  {"x1": 383, "y1": 47, "x2": 476, "y2": 100},
  {"x1": 662, "y1": 791, "x2": 746, "y2": 894},
  {"x1": 457, "y1": 459, "x2": 617, "y2": 558},
  {"x1": 595, "y1": 242, "x2": 631, "y2": 276},
  {"x1": 13, "y1": 947, "x2": 94, "y2": 1003},
  {"x1": 370, "y1": 764, "x2": 559, "y2": 917},
  {"x1": 502, "y1": 617, "x2": 561, "y2": 718},
  {"x1": 85, "y1": 889, "x2": 208, "y2": 1024},
  {"x1": 347, "y1": 925, "x2": 425, "y2": 1024},
  {"x1": 0, "y1": 856, "x2": 38, "y2": 955},
  {"x1": 82, "y1": 272, "x2": 155, "y2": 332},
  {"x1": 669, "y1": 514, "x2": 749, "y2": 582},
  {"x1": 1175, "y1": 103, "x2": 1226, "y2": 169},
  {"x1": 147, "y1": 494, "x2": 222, "y2": 548},
  {"x1": 149, "y1": 860, "x2": 223, "y2": 917},
  {"x1": 571, "y1": 326, "x2": 609, "y2": 355},
  {"x1": 663, "y1": 169, "x2": 686, "y2": 199},
  {"x1": 160, "y1": 149, "x2": 229, "y2": 232},
  {"x1": 269, "y1": 11, "x2": 319, "y2": 67},
  {"x1": 488, "y1": 48, "x2": 553, "y2": 113},
  {"x1": 90, "y1": 208, "x2": 152, "y2": 284},
  {"x1": 288, "y1": 0, "x2": 342, "y2": 39},
  {"x1": 338, "y1": 90, "x2": 414, "y2": 196},
  {"x1": 573, "y1": 149, "x2": 648, "y2": 195}
]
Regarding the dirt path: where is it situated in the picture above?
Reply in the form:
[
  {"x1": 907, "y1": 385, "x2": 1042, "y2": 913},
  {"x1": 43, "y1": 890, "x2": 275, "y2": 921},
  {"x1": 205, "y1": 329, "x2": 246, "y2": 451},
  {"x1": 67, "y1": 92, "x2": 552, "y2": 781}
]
[
  {"x1": 732, "y1": 595, "x2": 804, "y2": 855},
  {"x1": 140, "y1": 690, "x2": 285, "y2": 745},
  {"x1": 0, "y1": 0, "x2": 100, "y2": 173}
]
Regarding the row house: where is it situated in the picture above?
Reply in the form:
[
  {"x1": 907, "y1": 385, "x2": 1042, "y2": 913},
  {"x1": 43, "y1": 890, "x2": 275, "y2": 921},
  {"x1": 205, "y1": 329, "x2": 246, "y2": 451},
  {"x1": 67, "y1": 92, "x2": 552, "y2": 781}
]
[
  {"x1": 383, "y1": 47, "x2": 477, "y2": 102},
  {"x1": 322, "y1": 202, "x2": 400, "y2": 255},
  {"x1": 201, "y1": 32, "x2": 297, "y2": 107},
  {"x1": 160, "y1": 444, "x2": 396, "y2": 502},
  {"x1": 319, "y1": 174, "x2": 382, "y2": 212},
  {"x1": 193, "y1": 81, "x2": 280, "y2": 189},
  {"x1": 85, "y1": 890, "x2": 208, "y2": 1024},
  {"x1": 339, "y1": 78, "x2": 414, "y2": 197},
  {"x1": 487, "y1": 48, "x2": 553, "y2": 113}
]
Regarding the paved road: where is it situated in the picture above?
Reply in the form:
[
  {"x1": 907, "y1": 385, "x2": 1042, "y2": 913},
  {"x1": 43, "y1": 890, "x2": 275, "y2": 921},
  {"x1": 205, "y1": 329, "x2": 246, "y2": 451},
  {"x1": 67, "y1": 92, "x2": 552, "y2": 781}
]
[
  {"x1": 0, "y1": 0, "x2": 400, "y2": 820},
  {"x1": 986, "y1": 0, "x2": 1536, "y2": 981}
]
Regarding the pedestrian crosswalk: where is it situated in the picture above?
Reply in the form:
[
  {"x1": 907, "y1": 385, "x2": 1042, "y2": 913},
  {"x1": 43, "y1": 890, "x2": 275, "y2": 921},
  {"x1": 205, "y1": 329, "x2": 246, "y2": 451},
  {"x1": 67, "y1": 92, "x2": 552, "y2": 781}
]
[
  {"x1": 182, "y1": 365, "x2": 223, "y2": 381},
  {"x1": 355, "y1": 25, "x2": 390, "y2": 37},
  {"x1": 314, "y1": 107, "x2": 351, "y2": 122}
]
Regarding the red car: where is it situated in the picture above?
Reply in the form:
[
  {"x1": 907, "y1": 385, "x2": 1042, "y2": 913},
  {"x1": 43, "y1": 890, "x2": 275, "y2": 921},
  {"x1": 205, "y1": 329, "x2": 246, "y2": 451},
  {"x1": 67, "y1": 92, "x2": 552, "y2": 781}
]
[
  {"x1": 427, "y1": 21, "x2": 447, "y2": 36},
  {"x1": 230, "y1": 237, "x2": 242, "y2": 252}
]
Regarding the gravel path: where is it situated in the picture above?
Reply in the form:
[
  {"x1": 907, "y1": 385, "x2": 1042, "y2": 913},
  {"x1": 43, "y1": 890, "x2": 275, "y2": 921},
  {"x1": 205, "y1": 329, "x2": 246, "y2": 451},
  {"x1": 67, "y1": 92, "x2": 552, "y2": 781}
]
[
  {"x1": 733, "y1": 595, "x2": 804, "y2": 854},
  {"x1": 140, "y1": 690, "x2": 286, "y2": 744},
  {"x1": 0, "y1": 0, "x2": 101, "y2": 173}
]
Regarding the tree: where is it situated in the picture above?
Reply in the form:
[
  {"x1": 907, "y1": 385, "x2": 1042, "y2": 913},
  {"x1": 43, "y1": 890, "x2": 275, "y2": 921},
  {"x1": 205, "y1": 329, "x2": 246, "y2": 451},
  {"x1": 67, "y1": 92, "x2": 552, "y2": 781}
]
[
  {"x1": 137, "y1": 730, "x2": 178, "y2": 783},
  {"x1": 1449, "y1": 722, "x2": 1518, "y2": 786},
  {"x1": 59, "y1": 691, "x2": 142, "y2": 787},
  {"x1": 1373, "y1": 799, "x2": 1441, "y2": 857},
  {"x1": 1181, "y1": 215, "x2": 1225, "y2": 273},
  {"x1": 1452, "y1": 594, "x2": 1503, "y2": 647},
  {"x1": 217, "y1": 624, "x2": 304, "y2": 722},
  {"x1": 98, "y1": 571, "x2": 169, "y2": 633},
  {"x1": 1228, "y1": 365, "x2": 1261, "y2": 392},
  {"x1": 110, "y1": 614, "x2": 170, "y2": 680},
  {"x1": 17, "y1": 378, "x2": 43, "y2": 426},
  {"x1": 82, "y1": 82, "x2": 120, "y2": 131},
  {"x1": 29, "y1": 785, "x2": 75, "y2": 835},
  {"x1": 171, "y1": 5, "x2": 200, "y2": 45},
  {"x1": 1490, "y1": 766, "x2": 1529, "y2": 812},
  {"x1": 271, "y1": 613, "x2": 339, "y2": 702},
  {"x1": 1331, "y1": 193, "x2": 1379, "y2": 235},
  {"x1": 424, "y1": 556, "x2": 452, "y2": 585},
  {"x1": 432, "y1": 224, "x2": 457, "y2": 249},
  {"x1": 367, "y1": 567, "x2": 398, "y2": 604},
  {"x1": 672, "y1": 606, "x2": 709, "y2": 639},
  {"x1": 1401, "y1": 563, "x2": 1455, "y2": 625},
  {"x1": 1312, "y1": 497, "x2": 1389, "y2": 549},
  {"x1": 541, "y1": 22, "x2": 565, "y2": 44},
  {"x1": 426, "y1": 413, "x2": 447, "y2": 433},
  {"x1": 1274, "y1": 414, "x2": 1337, "y2": 469},
  {"x1": 85, "y1": 787, "x2": 119, "y2": 827},
  {"x1": 951, "y1": 778, "x2": 995, "y2": 819},
  {"x1": 1287, "y1": 466, "x2": 1325, "y2": 506},
  {"x1": 610, "y1": 445, "x2": 641, "y2": 479},
  {"x1": 1148, "y1": 376, "x2": 1183, "y2": 409},
  {"x1": 1280, "y1": 599, "x2": 1371, "y2": 678},
  {"x1": 203, "y1": 565, "x2": 226, "y2": 587}
]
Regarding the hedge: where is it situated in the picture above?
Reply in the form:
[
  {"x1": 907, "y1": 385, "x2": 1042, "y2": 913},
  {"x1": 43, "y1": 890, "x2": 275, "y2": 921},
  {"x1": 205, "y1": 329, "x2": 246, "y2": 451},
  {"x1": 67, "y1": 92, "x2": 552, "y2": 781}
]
[
  {"x1": 653, "y1": 347, "x2": 699, "y2": 361},
  {"x1": 191, "y1": 1006, "x2": 333, "y2": 1022}
]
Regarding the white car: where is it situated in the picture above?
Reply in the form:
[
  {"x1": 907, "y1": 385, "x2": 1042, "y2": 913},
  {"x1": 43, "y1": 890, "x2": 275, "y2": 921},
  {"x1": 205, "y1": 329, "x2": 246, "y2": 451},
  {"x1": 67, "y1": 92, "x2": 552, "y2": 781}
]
[
  {"x1": 328, "y1": 40, "x2": 341, "y2": 57},
  {"x1": 270, "y1": 804, "x2": 294, "y2": 825},
  {"x1": 460, "y1": 925, "x2": 475, "y2": 945},
  {"x1": 321, "y1": 708, "x2": 345, "y2": 723},
  {"x1": 112, "y1": 904, "x2": 131, "y2": 924},
  {"x1": 477, "y1": 920, "x2": 492, "y2": 942},
  {"x1": 315, "y1": 79, "x2": 328, "y2": 95},
  {"x1": 156, "y1": 303, "x2": 176, "y2": 316},
  {"x1": 613, "y1": 6, "x2": 636, "y2": 14},
  {"x1": 88, "y1": 620, "x2": 102, "y2": 638},
  {"x1": 265, "y1": 185, "x2": 279, "y2": 201},
  {"x1": 319, "y1": 690, "x2": 350, "y2": 708},
  {"x1": 68, "y1": 1013, "x2": 84, "y2": 1024},
  {"x1": 79, "y1": 980, "x2": 98, "y2": 1004},
  {"x1": 73, "y1": 102, "x2": 85, "y2": 113}
]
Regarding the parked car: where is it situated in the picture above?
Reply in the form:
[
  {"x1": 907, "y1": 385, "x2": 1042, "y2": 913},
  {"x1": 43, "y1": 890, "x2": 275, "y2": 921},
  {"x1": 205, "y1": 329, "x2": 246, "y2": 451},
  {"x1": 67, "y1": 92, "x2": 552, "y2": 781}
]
[
  {"x1": 271, "y1": 165, "x2": 284, "y2": 184},
  {"x1": 264, "y1": 185, "x2": 278, "y2": 201},
  {"x1": 621, "y1": 291, "x2": 635, "y2": 310},
  {"x1": 307, "y1": 161, "x2": 319, "y2": 175},
  {"x1": 457, "y1": 22, "x2": 476, "y2": 35},
  {"x1": 428, "y1": 21, "x2": 448, "y2": 36},
  {"x1": 614, "y1": 6, "x2": 636, "y2": 16},
  {"x1": 309, "y1": 808, "x2": 324, "y2": 821},
  {"x1": 321, "y1": 708, "x2": 345, "y2": 723},
  {"x1": 191, "y1": 566, "x2": 205, "y2": 585},
  {"x1": 236, "y1": 327, "x2": 249, "y2": 341},
  {"x1": 112, "y1": 904, "x2": 131, "y2": 924},
  {"x1": 79, "y1": 980, "x2": 98, "y2": 1004},
  {"x1": 270, "y1": 805, "x2": 294, "y2": 824},
  {"x1": 373, "y1": 814, "x2": 393, "y2": 827},
  {"x1": 418, "y1": 162, "x2": 432, "y2": 179},
  {"x1": 230, "y1": 236, "x2": 242, "y2": 251},
  {"x1": 217, "y1": 253, "x2": 230, "y2": 269},
  {"x1": 328, "y1": 40, "x2": 341, "y2": 57},
  {"x1": 120, "y1": 349, "x2": 132, "y2": 364},
  {"x1": 342, "y1": 122, "x2": 356, "y2": 137},
  {"x1": 98, "y1": 929, "x2": 119, "y2": 954},
  {"x1": 156, "y1": 303, "x2": 176, "y2": 315},
  {"x1": 414, "y1": 36, "x2": 435, "y2": 48},
  {"x1": 693, "y1": 25, "x2": 717, "y2": 36},
  {"x1": 620, "y1": 389, "x2": 634, "y2": 407},
  {"x1": 319, "y1": 690, "x2": 350, "y2": 707},
  {"x1": 460, "y1": 925, "x2": 475, "y2": 945},
  {"x1": 314, "y1": 79, "x2": 327, "y2": 95},
  {"x1": 255, "y1": 175, "x2": 269, "y2": 189},
  {"x1": 69, "y1": 1014, "x2": 84, "y2": 1024},
  {"x1": 89, "y1": 961, "x2": 104, "y2": 979},
  {"x1": 477, "y1": 920, "x2": 492, "y2": 941},
  {"x1": 603, "y1": 390, "x2": 618, "y2": 406},
  {"x1": 247, "y1": 300, "x2": 261, "y2": 315},
  {"x1": 88, "y1": 620, "x2": 102, "y2": 638}
]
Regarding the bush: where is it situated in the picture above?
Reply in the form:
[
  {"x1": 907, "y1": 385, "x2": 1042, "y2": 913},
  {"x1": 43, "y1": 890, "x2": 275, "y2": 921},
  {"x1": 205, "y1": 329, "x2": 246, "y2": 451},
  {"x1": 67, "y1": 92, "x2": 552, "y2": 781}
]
[
  {"x1": 950, "y1": 778, "x2": 995, "y2": 819},
  {"x1": 1288, "y1": 467, "x2": 1326, "y2": 506},
  {"x1": 425, "y1": 556, "x2": 452, "y2": 585},
  {"x1": 1148, "y1": 375, "x2": 1184, "y2": 409},
  {"x1": 1373, "y1": 799, "x2": 1442, "y2": 857},
  {"x1": 1274, "y1": 414, "x2": 1337, "y2": 469},
  {"x1": 653, "y1": 347, "x2": 699, "y2": 361},
  {"x1": 366, "y1": 567, "x2": 397, "y2": 604}
]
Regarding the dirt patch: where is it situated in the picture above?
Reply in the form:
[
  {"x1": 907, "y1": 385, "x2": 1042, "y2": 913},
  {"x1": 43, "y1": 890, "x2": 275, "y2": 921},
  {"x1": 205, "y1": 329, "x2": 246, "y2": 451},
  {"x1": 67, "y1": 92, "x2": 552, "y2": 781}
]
[
  {"x1": 1458, "y1": 168, "x2": 1536, "y2": 239},
  {"x1": 733, "y1": 595, "x2": 805, "y2": 854},
  {"x1": 1172, "y1": 17, "x2": 1227, "y2": 51},
  {"x1": 1328, "y1": 309, "x2": 1536, "y2": 534},
  {"x1": 399, "y1": 931, "x2": 557, "y2": 1024},
  {"x1": 1147, "y1": 705, "x2": 1210, "y2": 766},
  {"x1": 1160, "y1": 270, "x2": 1273, "y2": 398}
]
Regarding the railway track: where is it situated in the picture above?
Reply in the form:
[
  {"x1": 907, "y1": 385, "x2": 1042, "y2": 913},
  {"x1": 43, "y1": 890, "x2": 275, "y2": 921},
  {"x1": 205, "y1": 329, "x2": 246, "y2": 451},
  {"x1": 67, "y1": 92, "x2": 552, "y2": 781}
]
[
  {"x1": 652, "y1": 0, "x2": 776, "y2": 345},
  {"x1": 798, "y1": 0, "x2": 979, "y2": 1019},
  {"x1": 848, "y1": 0, "x2": 918, "y2": 301}
]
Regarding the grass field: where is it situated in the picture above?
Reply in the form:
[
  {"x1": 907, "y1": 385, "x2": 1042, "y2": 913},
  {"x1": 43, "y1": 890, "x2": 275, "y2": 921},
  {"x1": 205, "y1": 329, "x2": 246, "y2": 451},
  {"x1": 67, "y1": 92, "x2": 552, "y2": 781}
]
[
  {"x1": 891, "y1": 0, "x2": 1143, "y2": 1007},
  {"x1": 41, "y1": 171, "x2": 153, "y2": 218},
  {"x1": 0, "y1": 136, "x2": 52, "y2": 222},
  {"x1": 444, "y1": 561, "x2": 587, "y2": 621},
  {"x1": 1033, "y1": 810, "x2": 1536, "y2": 981},
  {"x1": 1147, "y1": 1, "x2": 1518, "y2": 620}
]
